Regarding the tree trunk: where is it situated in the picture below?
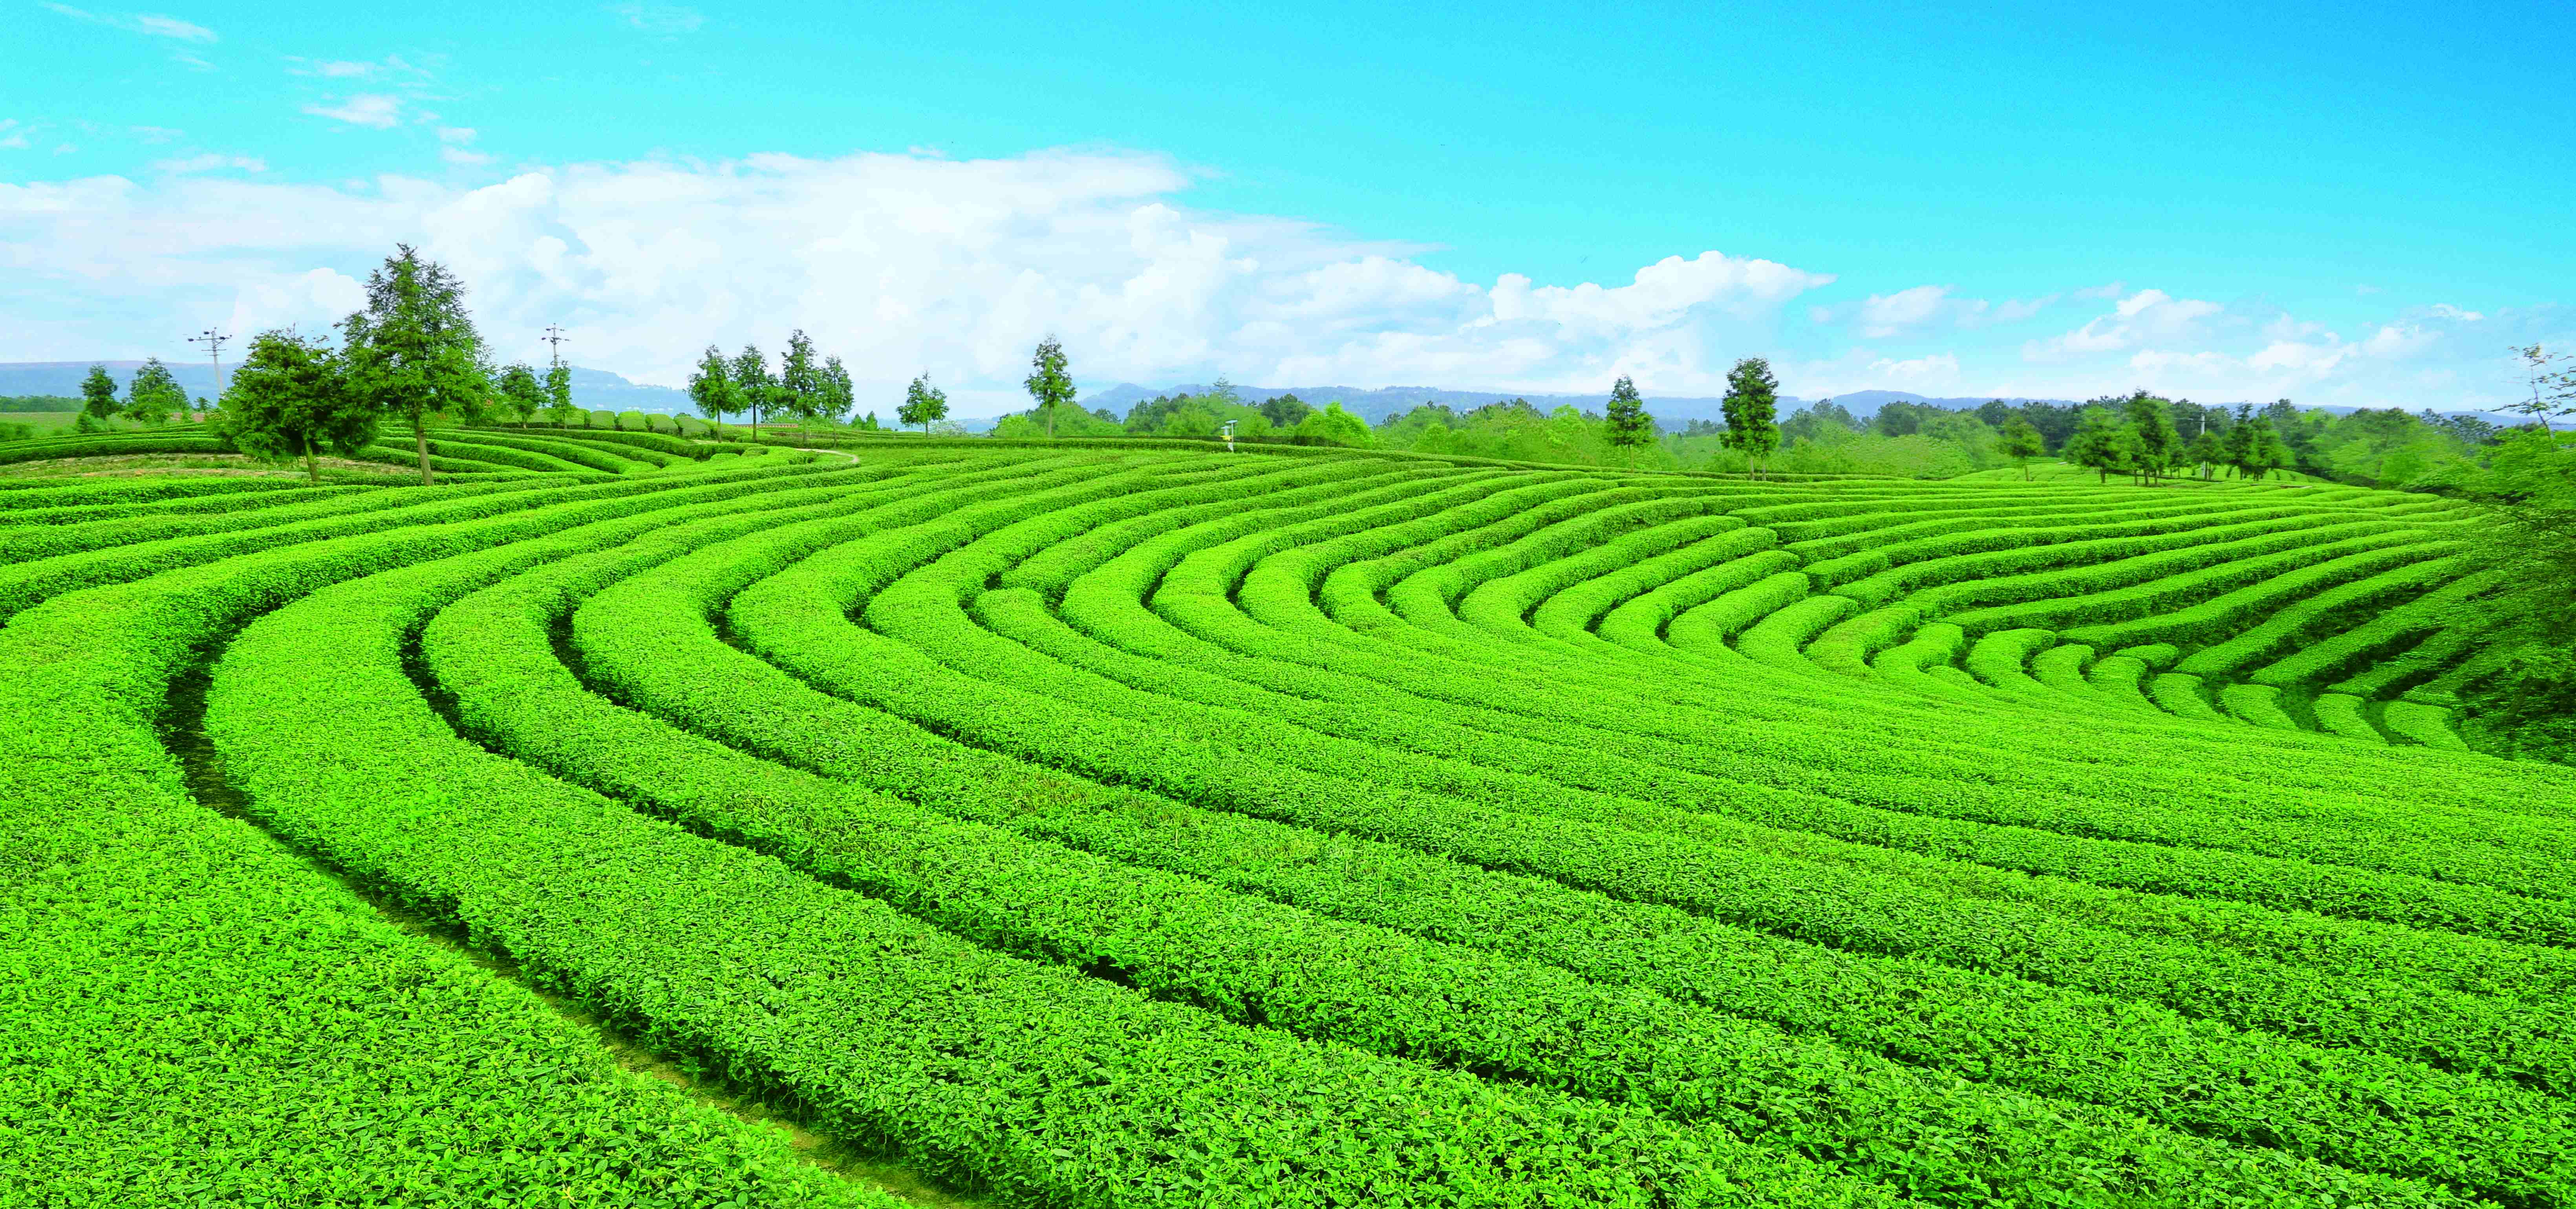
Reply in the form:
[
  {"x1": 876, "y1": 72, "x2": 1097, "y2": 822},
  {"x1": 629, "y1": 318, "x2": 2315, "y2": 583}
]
[
  {"x1": 303, "y1": 437, "x2": 319, "y2": 487},
  {"x1": 413, "y1": 419, "x2": 434, "y2": 487},
  {"x1": 1046, "y1": 403, "x2": 1057, "y2": 439}
]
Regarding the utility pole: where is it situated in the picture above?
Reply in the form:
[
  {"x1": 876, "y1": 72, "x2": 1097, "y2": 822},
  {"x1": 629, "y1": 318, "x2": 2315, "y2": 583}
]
[
  {"x1": 186, "y1": 328, "x2": 229, "y2": 424},
  {"x1": 543, "y1": 324, "x2": 569, "y2": 369}
]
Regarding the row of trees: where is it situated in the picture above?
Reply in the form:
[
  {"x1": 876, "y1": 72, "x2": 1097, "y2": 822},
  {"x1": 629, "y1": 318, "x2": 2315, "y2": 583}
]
[
  {"x1": 2057, "y1": 393, "x2": 2296, "y2": 483},
  {"x1": 683, "y1": 334, "x2": 859, "y2": 433},
  {"x1": 206, "y1": 246, "x2": 556, "y2": 485},
  {"x1": 78, "y1": 359, "x2": 202, "y2": 429}
]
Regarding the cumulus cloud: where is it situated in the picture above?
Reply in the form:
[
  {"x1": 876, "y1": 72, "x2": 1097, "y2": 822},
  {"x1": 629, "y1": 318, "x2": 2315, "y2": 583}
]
[
  {"x1": 4, "y1": 145, "x2": 2557, "y2": 413},
  {"x1": 0, "y1": 148, "x2": 1846, "y2": 411},
  {"x1": 0, "y1": 120, "x2": 30, "y2": 150},
  {"x1": 304, "y1": 94, "x2": 403, "y2": 128}
]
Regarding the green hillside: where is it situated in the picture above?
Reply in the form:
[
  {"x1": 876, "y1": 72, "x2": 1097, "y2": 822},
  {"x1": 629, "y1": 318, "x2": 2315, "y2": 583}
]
[{"x1": 6, "y1": 440, "x2": 2571, "y2": 1207}]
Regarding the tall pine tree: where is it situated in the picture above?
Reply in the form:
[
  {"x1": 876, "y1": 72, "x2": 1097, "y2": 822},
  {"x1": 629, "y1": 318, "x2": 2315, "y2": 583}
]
[
  {"x1": 1603, "y1": 375, "x2": 1654, "y2": 459},
  {"x1": 777, "y1": 329, "x2": 823, "y2": 425},
  {"x1": 1718, "y1": 357, "x2": 1781, "y2": 479},
  {"x1": 339, "y1": 244, "x2": 490, "y2": 485}
]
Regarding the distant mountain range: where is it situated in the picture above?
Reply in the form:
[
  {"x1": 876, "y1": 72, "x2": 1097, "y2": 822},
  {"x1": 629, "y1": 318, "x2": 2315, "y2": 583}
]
[{"x1": 0, "y1": 361, "x2": 693, "y2": 413}]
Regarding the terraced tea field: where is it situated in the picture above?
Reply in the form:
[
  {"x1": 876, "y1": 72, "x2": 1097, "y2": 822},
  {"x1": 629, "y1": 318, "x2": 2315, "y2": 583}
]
[{"x1": 8, "y1": 434, "x2": 2572, "y2": 1208}]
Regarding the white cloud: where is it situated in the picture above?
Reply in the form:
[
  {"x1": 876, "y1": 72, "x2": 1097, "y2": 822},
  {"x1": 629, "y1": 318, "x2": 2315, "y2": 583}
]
[
  {"x1": 152, "y1": 152, "x2": 265, "y2": 174},
  {"x1": 1821, "y1": 284, "x2": 2057, "y2": 338},
  {"x1": 130, "y1": 124, "x2": 184, "y2": 143},
  {"x1": 0, "y1": 120, "x2": 29, "y2": 151},
  {"x1": 2023, "y1": 288, "x2": 2225, "y2": 361},
  {"x1": 437, "y1": 126, "x2": 478, "y2": 145},
  {"x1": 304, "y1": 94, "x2": 402, "y2": 128},
  {"x1": 1855, "y1": 284, "x2": 1950, "y2": 338},
  {"x1": 1, "y1": 147, "x2": 2557, "y2": 413},
  {"x1": 134, "y1": 13, "x2": 212, "y2": 40},
  {"x1": 287, "y1": 54, "x2": 432, "y2": 82},
  {"x1": 43, "y1": 4, "x2": 214, "y2": 40},
  {"x1": 611, "y1": 3, "x2": 703, "y2": 33},
  {"x1": 441, "y1": 147, "x2": 494, "y2": 166},
  {"x1": 0, "y1": 149, "x2": 1846, "y2": 405}
]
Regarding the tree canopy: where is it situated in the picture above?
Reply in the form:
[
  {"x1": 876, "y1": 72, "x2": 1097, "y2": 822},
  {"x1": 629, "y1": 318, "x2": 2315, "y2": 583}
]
[{"x1": 340, "y1": 244, "x2": 490, "y2": 484}]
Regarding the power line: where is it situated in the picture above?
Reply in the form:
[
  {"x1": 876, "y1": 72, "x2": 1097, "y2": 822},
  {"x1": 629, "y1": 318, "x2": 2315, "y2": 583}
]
[{"x1": 186, "y1": 328, "x2": 229, "y2": 422}]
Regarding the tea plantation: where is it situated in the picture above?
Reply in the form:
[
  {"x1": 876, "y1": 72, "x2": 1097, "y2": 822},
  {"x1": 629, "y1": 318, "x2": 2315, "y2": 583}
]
[{"x1": 5, "y1": 428, "x2": 2570, "y2": 1207}]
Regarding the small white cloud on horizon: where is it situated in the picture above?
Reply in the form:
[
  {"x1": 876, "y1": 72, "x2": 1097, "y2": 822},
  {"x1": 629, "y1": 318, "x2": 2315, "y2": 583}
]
[{"x1": 304, "y1": 94, "x2": 402, "y2": 128}]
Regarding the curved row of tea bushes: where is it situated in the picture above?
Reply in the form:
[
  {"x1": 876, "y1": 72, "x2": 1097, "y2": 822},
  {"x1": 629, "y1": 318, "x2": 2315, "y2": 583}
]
[
  {"x1": 421, "y1": 436, "x2": 603, "y2": 476},
  {"x1": 444, "y1": 428, "x2": 661, "y2": 472},
  {"x1": 408, "y1": 469, "x2": 2476, "y2": 1209},
  {"x1": 1176, "y1": 480, "x2": 2576, "y2": 909},
  {"x1": 553, "y1": 462, "x2": 2576, "y2": 1203},
  {"x1": 212, "y1": 459, "x2": 1879, "y2": 1209},
  {"x1": 712, "y1": 477, "x2": 2576, "y2": 1096},
  {"x1": 0, "y1": 478, "x2": 532, "y2": 564},
  {"x1": 0, "y1": 463, "x2": 899, "y2": 1205}
]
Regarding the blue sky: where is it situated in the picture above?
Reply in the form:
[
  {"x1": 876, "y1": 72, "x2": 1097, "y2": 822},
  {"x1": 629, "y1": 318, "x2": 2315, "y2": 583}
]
[{"x1": 6, "y1": 0, "x2": 2569, "y2": 415}]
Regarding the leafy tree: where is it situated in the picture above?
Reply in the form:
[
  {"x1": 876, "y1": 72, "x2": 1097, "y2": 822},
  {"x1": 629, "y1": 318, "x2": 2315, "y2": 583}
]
[
  {"x1": 339, "y1": 244, "x2": 490, "y2": 485},
  {"x1": 898, "y1": 373, "x2": 949, "y2": 435},
  {"x1": 1718, "y1": 357, "x2": 1782, "y2": 478},
  {"x1": 2120, "y1": 392, "x2": 2183, "y2": 483},
  {"x1": 80, "y1": 364, "x2": 119, "y2": 424},
  {"x1": 543, "y1": 362, "x2": 576, "y2": 428},
  {"x1": 777, "y1": 329, "x2": 823, "y2": 424},
  {"x1": 497, "y1": 363, "x2": 545, "y2": 427},
  {"x1": 2242, "y1": 417, "x2": 2293, "y2": 479},
  {"x1": 1023, "y1": 335, "x2": 1074, "y2": 437},
  {"x1": 2455, "y1": 428, "x2": 2576, "y2": 761},
  {"x1": 2063, "y1": 405, "x2": 2127, "y2": 483},
  {"x1": 1292, "y1": 401, "x2": 1374, "y2": 448},
  {"x1": 731, "y1": 344, "x2": 774, "y2": 441},
  {"x1": 1997, "y1": 415, "x2": 2046, "y2": 479},
  {"x1": 1259, "y1": 393, "x2": 1313, "y2": 428},
  {"x1": 122, "y1": 358, "x2": 187, "y2": 426},
  {"x1": 218, "y1": 329, "x2": 375, "y2": 485},
  {"x1": 2182, "y1": 430, "x2": 2225, "y2": 478},
  {"x1": 688, "y1": 346, "x2": 739, "y2": 437},
  {"x1": 1603, "y1": 375, "x2": 1654, "y2": 457},
  {"x1": 818, "y1": 355, "x2": 855, "y2": 425},
  {"x1": 2511, "y1": 344, "x2": 2575, "y2": 430}
]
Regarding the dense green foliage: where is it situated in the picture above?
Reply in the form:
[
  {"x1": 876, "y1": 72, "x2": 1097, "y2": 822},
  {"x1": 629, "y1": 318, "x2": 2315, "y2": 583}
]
[{"x1": 5, "y1": 434, "x2": 2571, "y2": 1206}]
